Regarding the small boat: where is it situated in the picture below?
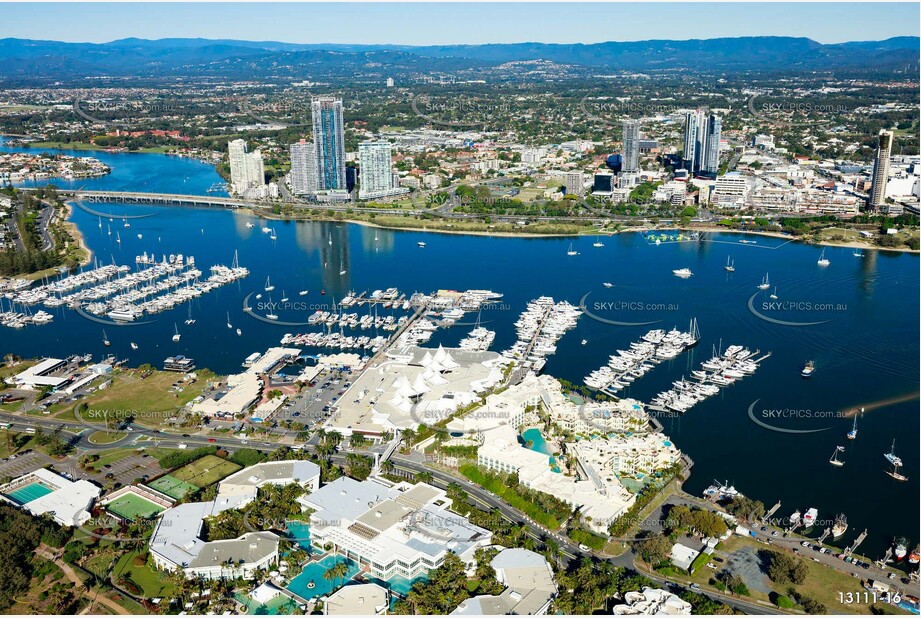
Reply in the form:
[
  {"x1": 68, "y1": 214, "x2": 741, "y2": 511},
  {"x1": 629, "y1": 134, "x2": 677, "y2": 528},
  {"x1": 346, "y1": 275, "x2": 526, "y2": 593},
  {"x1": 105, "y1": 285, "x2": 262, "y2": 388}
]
[
  {"x1": 418, "y1": 241, "x2": 426, "y2": 248},
  {"x1": 262, "y1": 226, "x2": 272, "y2": 233},
  {"x1": 832, "y1": 514, "x2": 848, "y2": 538},
  {"x1": 339, "y1": 269, "x2": 347, "y2": 276},
  {"x1": 886, "y1": 466, "x2": 909, "y2": 482},
  {"x1": 757, "y1": 273, "x2": 770, "y2": 289},
  {"x1": 803, "y1": 508, "x2": 818, "y2": 528},
  {"x1": 130, "y1": 342, "x2": 138, "y2": 350},
  {"x1": 801, "y1": 360, "x2": 815, "y2": 378},
  {"x1": 769, "y1": 286, "x2": 778, "y2": 300},
  {"x1": 280, "y1": 291, "x2": 289, "y2": 303},
  {"x1": 853, "y1": 250, "x2": 864, "y2": 257},
  {"x1": 123, "y1": 219, "x2": 130, "y2": 228},
  {"x1": 724, "y1": 256, "x2": 735, "y2": 272},
  {"x1": 829, "y1": 445, "x2": 845, "y2": 467},
  {"x1": 602, "y1": 282, "x2": 613, "y2": 288},
  {"x1": 255, "y1": 293, "x2": 262, "y2": 300},
  {"x1": 264, "y1": 276, "x2": 275, "y2": 292},
  {"x1": 894, "y1": 538, "x2": 909, "y2": 559},
  {"x1": 884, "y1": 439, "x2": 903, "y2": 467},
  {"x1": 184, "y1": 305, "x2": 196, "y2": 325},
  {"x1": 226, "y1": 312, "x2": 232, "y2": 329},
  {"x1": 581, "y1": 339, "x2": 587, "y2": 346},
  {"x1": 320, "y1": 289, "x2": 326, "y2": 295},
  {"x1": 789, "y1": 511, "x2": 801, "y2": 527},
  {"x1": 817, "y1": 249, "x2": 830, "y2": 267},
  {"x1": 909, "y1": 546, "x2": 920, "y2": 565},
  {"x1": 98, "y1": 217, "x2": 102, "y2": 229},
  {"x1": 269, "y1": 228, "x2": 277, "y2": 241},
  {"x1": 299, "y1": 290, "x2": 309, "y2": 296},
  {"x1": 246, "y1": 222, "x2": 254, "y2": 228},
  {"x1": 116, "y1": 231, "x2": 121, "y2": 244},
  {"x1": 107, "y1": 224, "x2": 112, "y2": 236},
  {"x1": 672, "y1": 268, "x2": 692, "y2": 278},
  {"x1": 847, "y1": 410, "x2": 860, "y2": 440},
  {"x1": 593, "y1": 236, "x2": 604, "y2": 248},
  {"x1": 566, "y1": 243, "x2": 577, "y2": 256},
  {"x1": 102, "y1": 330, "x2": 111, "y2": 346},
  {"x1": 137, "y1": 233, "x2": 143, "y2": 240},
  {"x1": 265, "y1": 295, "x2": 278, "y2": 320},
  {"x1": 236, "y1": 328, "x2": 242, "y2": 336},
  {"x1": 172, "y1": 324, "x2": 181, "y2": 342}
]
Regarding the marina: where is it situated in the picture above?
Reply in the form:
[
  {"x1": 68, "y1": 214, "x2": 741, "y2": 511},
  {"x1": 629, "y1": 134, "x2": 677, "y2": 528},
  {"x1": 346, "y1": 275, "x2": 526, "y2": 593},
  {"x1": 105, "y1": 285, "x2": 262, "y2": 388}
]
[{"x1": 499, "y1": 296, "x2": 582, "y2": 373}]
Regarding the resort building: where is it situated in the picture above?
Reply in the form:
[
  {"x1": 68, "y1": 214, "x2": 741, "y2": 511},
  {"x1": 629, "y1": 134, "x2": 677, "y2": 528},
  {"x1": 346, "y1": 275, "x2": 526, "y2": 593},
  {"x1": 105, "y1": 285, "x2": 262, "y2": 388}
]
[
  {"x1": 0, "y1": 468, "x2": 100, "y2": 527},
  {"x1": 451, "y1": 548, "x2": 557, "y2": 615},
  {"x1": 149, "y1": 461, "x2": 320, "y2": 579},
  {"x1": 613, "y1": 587, "x2": 692, "y2": 615},
  {"x1": 297, "y1": 477, "x2": 492, "y2": 580},
  {"x1": 568, "y1": 433, "x2": 681, "y2": 479},
  {"x1": 323, "y1": 583, "x2": 389, "y2": 615},
  {"x1": 327, "y1": 346, "x2": 504, "y2": 437}
]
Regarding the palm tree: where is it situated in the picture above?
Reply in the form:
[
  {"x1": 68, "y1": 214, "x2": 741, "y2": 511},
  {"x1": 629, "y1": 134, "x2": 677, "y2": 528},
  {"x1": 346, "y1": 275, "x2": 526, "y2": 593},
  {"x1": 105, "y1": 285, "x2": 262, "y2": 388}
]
[
  {"x1": 380, "y1": 460, "x2": 395, "y2": 475},
  {"x1": 322, "y1": 561, "x2": 350, "y2": 589}
]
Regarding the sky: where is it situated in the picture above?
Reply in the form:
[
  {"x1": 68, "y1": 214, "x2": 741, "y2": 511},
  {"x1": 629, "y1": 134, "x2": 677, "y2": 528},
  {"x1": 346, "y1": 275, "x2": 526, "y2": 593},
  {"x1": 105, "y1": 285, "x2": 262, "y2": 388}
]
[{"x1": 2, "y1": 3, "x2": 919, "y2": 46}]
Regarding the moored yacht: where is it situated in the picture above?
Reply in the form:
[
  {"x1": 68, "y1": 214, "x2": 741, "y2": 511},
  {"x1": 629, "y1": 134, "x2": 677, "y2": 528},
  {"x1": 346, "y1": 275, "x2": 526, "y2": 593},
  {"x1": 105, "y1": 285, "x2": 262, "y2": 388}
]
[{"x1": 672, "y1": 268, "x2": 692, "y2": 278}]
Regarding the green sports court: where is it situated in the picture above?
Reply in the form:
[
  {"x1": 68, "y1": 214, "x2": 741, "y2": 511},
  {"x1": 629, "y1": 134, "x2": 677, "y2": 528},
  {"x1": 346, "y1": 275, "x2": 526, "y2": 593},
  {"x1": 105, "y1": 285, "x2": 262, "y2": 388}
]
[
  {"x1": 105, "y1": 492, "x2": 166, "y2": 521},
  {"x1": 146, "y1": 474, "x2": 199, "y2": 500}
]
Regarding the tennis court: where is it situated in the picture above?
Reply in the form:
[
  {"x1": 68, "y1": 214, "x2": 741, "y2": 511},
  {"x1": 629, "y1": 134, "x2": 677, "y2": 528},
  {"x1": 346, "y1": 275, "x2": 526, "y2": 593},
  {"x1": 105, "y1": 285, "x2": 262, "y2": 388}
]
[
  {"x1": 172, "y1": 455, "x2": 241, "y2": 488},
  {"x1": 105, "y1": 492, "x2": 165, "y2": 521},
  {"x1": 146, "y1": 474, "x2": 199, "y2": 500}
]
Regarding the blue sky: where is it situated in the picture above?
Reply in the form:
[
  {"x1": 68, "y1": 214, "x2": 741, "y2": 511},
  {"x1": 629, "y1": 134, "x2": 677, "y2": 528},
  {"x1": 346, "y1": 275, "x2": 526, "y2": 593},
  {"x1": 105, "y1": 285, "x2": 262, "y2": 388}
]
[{"x1": 3, "y1": 3, "x2": 918, "y2": 45}]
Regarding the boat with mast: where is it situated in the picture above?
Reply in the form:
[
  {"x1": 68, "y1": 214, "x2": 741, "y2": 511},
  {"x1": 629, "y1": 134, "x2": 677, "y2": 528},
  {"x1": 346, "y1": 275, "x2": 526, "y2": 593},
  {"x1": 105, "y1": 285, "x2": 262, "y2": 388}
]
[
  {"x1": 226, "y1": 312, "x2": 232, "y2": 329},
  {"x1": 593, "y1": 236, "x2": 604, "y2": 248},
  {"x1": 770, "y1": 286, "x2": 778, "y2": 300},
  {"x1": 801, "y1": 360, "x2": 815, "y2": 378},
  {"x1": 829, "y1": 445, "x2": 845, "y2": 467},
  {"x1": 817, "y1": 249, "x2": 830, "y2": 266},
  {"x1": 265, "y1": 295, "x2": 278, "y2": 320},
  {"x1": 724, "y1": 256, "x2": 735, "y2": 272},
  {"x1": 886, "y1": 464, "x2": 909, "y2": 482},
  {"x1": 280, "y1": 290, "x2": 289, "y2": 303},
  {"x1": 567, "y1": 243, "x2": 578, "y2": 256},
  {"x1": 264, "y1": 276, "x2": 275, "y2": 292},
  {"x1": 832, "y1": 514, "x2": 848, "y2": 538},
  {"x1": 184, "y1": 304, "x2": 196, "y2": 325},
  {"x1": 102, "y1": 330, "x2": 110, "y2": 346},
  {"x1": 884, "y1": 439, "x2": 903, "y2": 467},
  {"x1": 172, "y1": 324, "x2": 181, "y2": 342},
  {"x1": 757, "y1": 273, "x2": 770, "y2": 289},
  {"x1": 269, "y1": 227, "x2": 277, "y2": 241},
  {"x1": 847, "y1": 410, "x2": 860, "y2": 440}
]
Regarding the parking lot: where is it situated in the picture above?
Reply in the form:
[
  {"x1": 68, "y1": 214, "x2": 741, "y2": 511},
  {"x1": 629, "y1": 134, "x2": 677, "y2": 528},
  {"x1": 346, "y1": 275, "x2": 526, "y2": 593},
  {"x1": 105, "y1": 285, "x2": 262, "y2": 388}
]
[
  {"x1": 0, "y1": 450, "x2": 56, "y2": 479},
  {"x1": 264, "y1": 367, "x2": 356, "y2": 432},
  {"x1": 84, "y1": 452, "x2": 164, "y2": 487}
]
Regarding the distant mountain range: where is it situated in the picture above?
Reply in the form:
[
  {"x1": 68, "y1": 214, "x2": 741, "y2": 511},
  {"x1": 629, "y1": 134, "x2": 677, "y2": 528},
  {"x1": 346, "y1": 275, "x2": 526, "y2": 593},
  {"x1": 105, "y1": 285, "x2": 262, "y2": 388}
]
[{"x1": 0, "y1": 36, "x2": 917, "y2": 80}]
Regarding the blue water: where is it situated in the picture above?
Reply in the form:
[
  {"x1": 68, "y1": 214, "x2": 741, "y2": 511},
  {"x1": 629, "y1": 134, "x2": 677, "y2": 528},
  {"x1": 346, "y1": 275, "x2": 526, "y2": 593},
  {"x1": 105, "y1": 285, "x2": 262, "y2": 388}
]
[
  {"x1": 287, "y1": 554, "x2": 359, "y2": 600},
  {"x1": 285, "y1": 521, "x2": 313, "y2": 554},
  {"x1": 0, "y1": 141, "x2": 918, "y2": 559},
  {"x1": 5, "y1": 481, "x2": 54, "y2": 504},
  {"x1": 0, "y1": 135, "x2": 228, "y2": 196}
]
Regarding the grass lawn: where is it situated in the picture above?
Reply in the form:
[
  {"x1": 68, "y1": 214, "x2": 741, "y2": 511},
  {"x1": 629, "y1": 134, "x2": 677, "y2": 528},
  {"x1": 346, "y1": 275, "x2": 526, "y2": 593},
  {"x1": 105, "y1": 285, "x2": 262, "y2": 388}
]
[
  {"x1": 172, "y1": 454, "x2": 241, "y2": 487},
  {"x1": 88, "y1": 431, "x2": 128, "y2": 445},
  {"x1": 111, "y1": 549, "x2": 176, "y2": 599},
  {"x1": 0, "y1": 360, "x2": 37, "y2": 380},
  {"x1": 84, "y1": 548, "x2": 120, "y2": 578},
  {"x1": 0, "y1": 432, "x2": 38, "y2": 457},
  {"x1": 78, "y1": 369, "x2": 210, "y2": 428}
]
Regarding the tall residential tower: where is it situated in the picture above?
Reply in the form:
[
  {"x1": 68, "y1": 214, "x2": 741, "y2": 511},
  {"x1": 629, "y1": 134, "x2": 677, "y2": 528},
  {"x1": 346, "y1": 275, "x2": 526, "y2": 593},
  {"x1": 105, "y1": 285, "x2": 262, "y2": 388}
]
[
  {"x1": 311, "y1": 97, "x2": 347, "y2": 192},
  {"x1": 868, "y1": 130, "x2": 893, "y2": 210},
  {"x1": 622, "y1": 120, "x2": 641, "y2": 174}
]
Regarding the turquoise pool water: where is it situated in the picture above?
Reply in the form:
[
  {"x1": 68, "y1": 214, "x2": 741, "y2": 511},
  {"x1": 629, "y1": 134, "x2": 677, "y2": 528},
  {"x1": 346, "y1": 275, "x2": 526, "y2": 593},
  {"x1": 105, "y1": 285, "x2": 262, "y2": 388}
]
[
  {"x1": 5, "y1": 481, "x2": 54, "y2": 504},
  {"x1": 286, "y1": 555, "x2": 359, "y2": 600},
  {"x1": 521, "y1": 428, "x2": 561, "y2": 473},
  {"x1": 285, "y1": 521, "x2": 313, "y2": 554}
]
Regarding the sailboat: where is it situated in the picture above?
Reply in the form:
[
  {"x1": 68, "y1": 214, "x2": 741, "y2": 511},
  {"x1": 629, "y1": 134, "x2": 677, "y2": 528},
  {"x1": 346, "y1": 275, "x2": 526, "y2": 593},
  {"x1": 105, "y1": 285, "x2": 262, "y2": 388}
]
[
  {"x1": 817, "y1": 249, "x2": 830, "y2": 266},
  {"x1": 829, "y1": 446, "x2": 845, "y2": 467},
  {"x1": 123, "y1": 218, "x2": 130, "y2": 228},
  {"x1": 130, "y1": 342, "x2": 138, "y2": 350},
  {"x1": 884, "y1": 440, "x2": 903, "y2": 467},
  {"x1": 853, "y1": 250, "x2": 864, "y2": 257},
  {"x1": 265, "y1": 295, "x2": 279, "y2": 321},
  {"x1": 226, "y1": 312, "x2": 233, "y2": 329},
  {"x1": 184, "y1": 305, "x2": 196, "y2": 325},
  {"x1": 757, "y1": 273, "x2": 770, "y2": 289},
  {"x1": 116, "y1": 231, "x2": 121, "y2": 244},
  {"x1": 567, "y1": 243, "x2": 578, "y2": 256},
  {"x1": 102, "y1": 330, "x2": 111, "y2": 346},
  {"x1": 847, "y1": 409, "x2": 861, "y2": 440},
  {"x1": 593, "y1": 236, "x2": 604, "y2": 248},
  {"x1": 769, "y1": 286, "x2": 778, "y2": 300},
  {"x1": 298, "y1": 289, "x2": 309, "y2": 296},
  {"x1": 280, "y1": 291, "x2": 289, "y2": 303},
  {"x1": 172, "y1": 324, "x2": 181, "y2": 342},
  {"x1": 885, "y1": 464, "x2": 909, "y2": 482},
  {"x1": 107, "y1": 224, "x2": 112, "y2": 236},
  {"x1": 724, "y1": 256, "x2": 735, "y2": 272},
  {"x1": 264, "y1": 276, "x2": 275, "y2": 292},
  {"x1": 269, "y1": 227, "x2": 277, "y2": 241}
]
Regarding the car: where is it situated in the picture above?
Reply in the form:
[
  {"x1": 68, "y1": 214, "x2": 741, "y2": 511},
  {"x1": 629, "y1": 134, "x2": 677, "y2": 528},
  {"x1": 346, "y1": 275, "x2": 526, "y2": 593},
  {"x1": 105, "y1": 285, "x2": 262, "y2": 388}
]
[
  {"x1": 208, "y1": 438, "x2": 216, "y2": 442},
  {"x1": 844, "y1": 556, "x2": 853, "y2": 563},
  {"x1": 819, "y1": 547, "x2": 827, "y2": 554},
  {"x1": 813, "y1": 558, "x2": 821, "y2": 563},
  {"x1": 761, "y1": 526, "x2": 768, "y2": 532},
  {"x1": 802, "y1": 541, "x2": 810, "y2": 547},
  {"x1": 707, "y1": 562, "x2": 718, "y2": 569},
  {"x1": 888, "y1": 572, "x2": 896, "y2": 580},
  {"x1": 771, "y1": 531, "x2": 778, "y2": 537},
  {"x1": 690, "y1": 584, "x2": 701, "y2": 591},
  {"x1": 578, "y1": 544, "x2": 590, "y2": 552},
  {"x1": 241, "y1": 440, "x2": 248, "y2": 444},
  {"x1": 182, "y1": 434, "x2": 190, "y2": 437}
]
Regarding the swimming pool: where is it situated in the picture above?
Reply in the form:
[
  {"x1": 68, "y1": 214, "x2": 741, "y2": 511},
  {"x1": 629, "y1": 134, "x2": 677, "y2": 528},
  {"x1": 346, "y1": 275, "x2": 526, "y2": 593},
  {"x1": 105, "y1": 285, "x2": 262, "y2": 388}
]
[
  {"x1": 5, "y1": 481, "x2": 54, "y2": 504},
  {"x1": 286, "y1": 555, "x2": 359, "y2": 600},
  {"x1": 521, "y1": 428, "x2": 561, "y2": 472},
  {"x1": 285, "y1": 521, "x2": 313, "y2": 553}
]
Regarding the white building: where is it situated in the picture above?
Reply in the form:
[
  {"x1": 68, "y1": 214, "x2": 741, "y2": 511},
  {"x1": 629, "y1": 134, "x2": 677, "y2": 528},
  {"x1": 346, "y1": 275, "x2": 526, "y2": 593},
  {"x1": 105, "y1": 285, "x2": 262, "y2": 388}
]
[
  {"x1": 149, "y1": 460, "x2": 320, "y2": 580},
  {"x1": 521, "y1": 148, "x2": 548, "y2": 165},
  {"x1": 323, "y1": 583, "x2": 389, "y2": 615},
  {"x1": 289, "y1": 139, "x2": 318, "y2": 195},
  {"x1": 710, "y1": 173, "x2": 751, "y2": 207},
  {"x1": 564, "y1": 171, "x2": 585, "y2": 195},
  {"x1": 298, "y1": 477, "x2": 492, "y2": 580},
  {"x1": 613, "y1": 587, "x2": 692, "y2": 615},
  {"x1": 228, "y1": 139, "x2": 266, "y2": 196},
  {"x1": 0, "y1": 468, "x2": 100, "y2": 527},
  {"x1": 358, "y1": 141, "x2": 409, "y2": 200},
  {"x1": 451, "y1": 548, "x2": 557, "y2": 615}
]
